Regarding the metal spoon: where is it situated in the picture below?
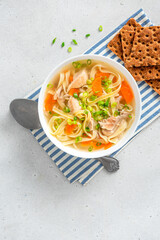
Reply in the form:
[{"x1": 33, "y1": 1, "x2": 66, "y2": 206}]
[{"x1": 10, "y1": 99, "x2": 119, "y2": 172}]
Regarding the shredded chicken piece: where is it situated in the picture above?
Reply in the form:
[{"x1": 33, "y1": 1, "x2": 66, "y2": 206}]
[
  {"x1": 88, "y1": 118, "x2": 94, "y2": 131},
  {"x1": 68, "y1": 70, "x2": 88, "y2": 90},
  {"x1": 54, "y1": 86, "x2": 62, "y2": 100},
  {"x1": 99, "y1": 116, "x2": 120, "y2": 131},
  {"x1": 68, "y1": 97, "x2": 81, "y2": 113}
]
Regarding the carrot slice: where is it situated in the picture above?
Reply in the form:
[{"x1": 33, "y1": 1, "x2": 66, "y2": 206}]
[
  {"x1": 69, "y1": 75, "x2": 73, "y2": 82},
  {"x1": 44, "y1": 93, "x2": 57, "y2": 111},
  {"x1": 69, "y1": 88, "x2": 80, "y2": 96},
  {"x1": 65, "y1": 124, "x2": 77, "y2": 135},
  {"x1": 92, "y1": 77, "x2": 103, "y2": 96},
  {"x1": 120, "y1": 80, "x2": 134, "y2": 104},
  {"x1": 104, "y1": 142, "x2": 113, "y2": 150},
  {"x1": 95, "y1": 71, "x2": 110, "y2": 79}
]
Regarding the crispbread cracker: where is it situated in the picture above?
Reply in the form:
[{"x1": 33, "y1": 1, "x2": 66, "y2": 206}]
[
  {"x1": 145, "y1": 79, "x2": 160, "y2": 95},
  {"x1": 125, "y1": 26, "x2": 160, "y2": 68},
  {"x1": 127, "y1": 66, "x2": 160, "y2": 81},
  {"x1": 121, "y1": 30, "x2": 135, "y2": 62},
  {"x1": 107, "y1": 18, "x2": 141, "y2": 60}
]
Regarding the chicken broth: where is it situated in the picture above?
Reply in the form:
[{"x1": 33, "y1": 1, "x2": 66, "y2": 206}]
[{"x1": 44, "y1": 59, "x2": 135, "y2": 152}]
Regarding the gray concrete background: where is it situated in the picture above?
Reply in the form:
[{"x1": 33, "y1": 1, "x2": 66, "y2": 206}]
[{"x1": 0, "y1": 0, "x2": 160, "y2": 239}]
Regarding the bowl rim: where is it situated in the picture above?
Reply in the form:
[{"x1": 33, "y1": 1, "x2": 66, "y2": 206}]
[{"x1": 38, "y1": 54, "x2": 141, "y2": 159}]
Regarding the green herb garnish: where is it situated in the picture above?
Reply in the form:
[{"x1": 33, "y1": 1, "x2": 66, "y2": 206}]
[
  {"x1": 114, "y1": 110, "x2": 120, "y2": 116},
  {"x1": 96, "y1": 142, "x2": 102, "y2": 146},
  {"x1": 49, "y1": 111, "x2": 52, "y2": 115},
  {"x1": 68, "y1": 47, "x2": 72, "y2": 53},
  {"x1": 87, "y1": 59, "x2": 92, "y2": 65},
  {"x1": 90, "y1": 95, "x2": 97, "y2": 101},
  {"x1": 47, "y1": 84, "x2": 54, "y2": 88},
  {"x1": 128, "y1": 115, "x2": 132, "y2": 118},
  {"x1": 75, "y1": 136, "x2": 82, "y2": 143},
  {"x1": 73, "y1": 93, "x2": 78, "y2": 98},
  {"x1": 84, "y1": 110, "x2": 88, "y2": 114},
  {"x1": 96, "y1": 123, "x2": 100, "y2": 130},
  {"x1": 123, "y1": 104, "x2": 129, "y2": 109},
  {"x1": 88, "y1": 146, "x2": 93, "y2": 152},
  {"x1": 111, "y1": 102, "x2": 117, "y2": 108},
  {"x1": 64, "y1": 107, "x2": 70, "y2": 113},
  {"x1": 52, "y1": 38, "x2": 57, "y2": 44},
  {"x1": 98, "y1": 25, "x2": 103, "y2": 32},
  {"x1": 85, "y1": 34, "x2": 90, "y2": 38},
  {"x1": 74, "y1": 116, "x2": 77, "y2": 121},
  {"x1": 72, "y1": 29, "x2": 76, "y2": 32},
  {"x1": 85, "y1": 127, "x2": 90, "y2": 132},
  {"x1": 72, "y1": 39, "x2": 78, "y2": 45},
  {"x1": 61, "y1": 42, "x2": 65, "y2": 47}
]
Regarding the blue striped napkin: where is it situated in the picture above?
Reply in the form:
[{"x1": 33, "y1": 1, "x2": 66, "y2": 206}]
[{"x1": 26, "y1": 8, "x2": 160, "y2": 185}]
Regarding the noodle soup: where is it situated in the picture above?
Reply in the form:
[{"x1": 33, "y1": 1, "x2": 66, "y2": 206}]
[{"x1": 44, "y1": 59, "x2": 135, "y2": 152}]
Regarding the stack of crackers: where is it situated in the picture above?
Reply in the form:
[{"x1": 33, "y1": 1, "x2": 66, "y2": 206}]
[{"x1": 108, "y1": 18, "x2": 160, "y2": 95}]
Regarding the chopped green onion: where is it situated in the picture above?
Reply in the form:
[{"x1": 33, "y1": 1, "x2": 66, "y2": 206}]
[
  {"x1": 83, "y1": 92, "x2": 88, "y2": 97},
  {"x1": 73, "y1": 93, "x2": 78, "y2": 98},
  {"x1": 61, "y1": 42, "x2": 65, "y2": 47},
  {"x1": 87, "y1": 59, "x2": 92, "y2": 65},
  {"x1": 90, "y1": 95, "x2": 97, "y2": 101},
  {"x1": 98, "y1": 101, "x2": 105, "y2": 106},
  {"x1": 81, "y1": 97, "x2": 86, "y2": 103},
  {"x1": 111, "y1": 102, "x2": 117, "y2": 108},
  {"x1": 128, "y1": 115, "x2": 132, "y2": 118},
  {"x1": 84, "y1": 110, "x2": 88, "y2": 114},
  {"x1": 96, "y1": 142, "x2": 102, "y2": 146},
  {"x1": 87, "y1": 106, "x2": 93, "y2": 112},
  {"x1": 95, "y1": 91, "x2": 100, "y2": 94},
  {"x1": 67, "y1": 119, "x2": 73, "y2": 125},
  {"x1": 87, "y1": 79, "x2": 92, "y2": 85},
  {"x1": 123, "y1": 104, "x2": 129, "y2": 109},
  {"x1": 105, "y1": 98, "x2": 110, "y2": 107},
  {"x1": 80, "y1": 118, "x2": 85, "y2": 121},
  {"x1": 96, "y1": 123, "x2": 100, "y2": 130},
  {"x1": 74, "y1": 116, "x2": 77, "y2": 121},
  {"x1": 68, "y1": 47, "x2": 72, "y2": 53},
  {"x1": 52, "y1": 38, "x2": 56, "y2": 44},
  {"x1": 47, "y1": 83, "x2": 54, "y2": 88},
  {"x1": 105, "y1": 88, "x2": 112, "y2": 93},
  {"x1": 98, "y1": 25, "x2": 103, "y2": 32},
  {"x1": 85, "y1": 34, "x2": 90, "y2": 38},
  {"x1": 75, "y1": 136, "x2": 82, "y2": 143},
  {"x1": 49, "y1": 111, "x2": 52, "y2": 115},
  {"x1": 64, "y1": 107, "x2": 70, "y2": 113},
  {"x1": 72, "y1": 61, "x2": 81, "y2": 68},
  {"x1": 72, "y1": 29, "x2": 76, "y2": 32},
  {"x1": 97, "y1": 115, "x2": 103, "y2": 121},
  {"x1": 114, "y1": 110, "x2": 120, "y2": 116},
  {"x1": 57, "y1": 118, "x2": 62, "y2": 124},
  {"x1": 88, "y1": 146, "x2": 93, "y2": 152},
  {"x1": 85, "y1": 127, "x2": 90, "y2": 132},
  {"x1": 81, "y1": 103, "x2": 86, "y2": 109},
  {"x1": 55, "y1": 125, "x2": 58, "y2": 130},
  {"x1": 73, "y1": 121, "x2": 77, "y2": 124},
  {"x1": 72, "y1": 39, "x2": 78, "y2": 45}
]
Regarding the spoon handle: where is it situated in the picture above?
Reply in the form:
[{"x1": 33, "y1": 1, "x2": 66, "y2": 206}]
[{"x1": 98, "y1": 156, "x2": 119, "y2": 172}]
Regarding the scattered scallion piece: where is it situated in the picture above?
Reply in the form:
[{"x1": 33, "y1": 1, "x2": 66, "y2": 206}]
[
  {"x1": 67, "y1": 119, "x2": 73, "y2": 125},
  {"x1": 114, "y1": 110, "x2": 120, "y2": 116},
  {"x1": 52, "y1": 38, "x2": 57, "y2": 44},
  {"x1": 68, "y1": 47, "x2": 72, "y2": 53},
  {"x1": 98, "y1": 25, "x2": 103, "y2": 32},
  {"x1": 64, "y1": 107, "x2": 70, "y2": 113},
  {"x1": 88, "y1": 146, "x2": 93, "y2": 152},
  {"x1": 90, "y1": 95, "x2": 97, "y2": 101},
  {"x1": 96, "y1": 142, "x2": 102, "y2": 146},
  {"x1": 75, "y1": 136, "x2": 82, "y2": 143},
  {"x1": 84, "y1": 110, "x2": 88, "y2": 114},
  {"x1": 128, "y1": 115, "x2": 132, "y2": 118},
  {"x1": 72, "y1": 39, "x2": 78, "y2": 45},
  {"x1": 87, "y1": 59, "x2": 92, "y2": 65},
  {"x1": 123, "y1": 104, "x2": 129, "y2": 109},
  {"x1": 72, "y1": 29, "x2": 76, "y2": 32},
  {"x1": 87, "y1": 106, "x2": 93, "y2": 112},
  {"x1": 61, "y1": 42, "x2": 65, "y2": 47},
  {"x1": 49, "y1": 111, "x2": 52, "y2": 115},
  {"x1": 85, "y1": 34, "x2": 90, "y2": 38},
  {"x1": 105, "y1": 98, "x2": 110, "y2": 107},
  {"x1": 96, "y1": 123, "x2": 100, "y2": 130},
  {"x1": 83, "y1": 92, "x2": 88, "y2": 97},
  {"x1": 85, "y1": 127, "x2": 90, "y2": 132},
  {"x1": 73, "y1": 93, "x2": 78, "y2": 98},
  {"x1": 74, "y1": 116, "x2": 77, "y2": 121},
  {"x1": 87, "y1": 79, "x2": 92, "y2": 85},
  {"x1": 47, "y1": 83, "x2": 54, "y2": 88},
  {"x1": 111, "y1": 102, "x2": 117, "y2": 108}
]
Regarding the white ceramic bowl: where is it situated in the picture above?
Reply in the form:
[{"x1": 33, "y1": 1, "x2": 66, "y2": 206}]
[{"x1": 38, "y1": 54, "x2": 141, "y2": 158}]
